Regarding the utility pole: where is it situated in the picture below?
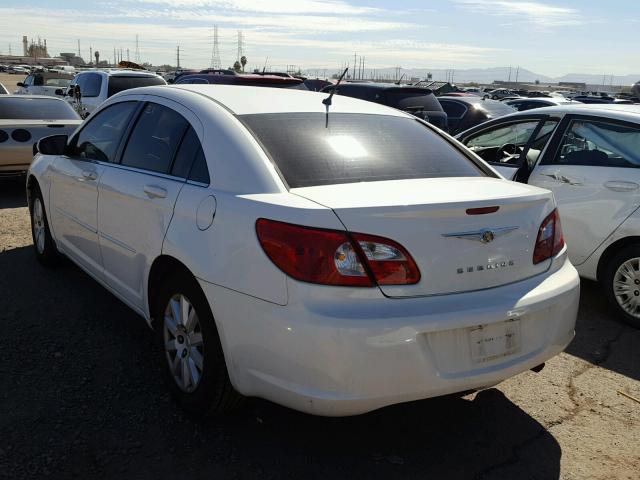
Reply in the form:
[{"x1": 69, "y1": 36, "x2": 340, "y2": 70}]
[
  {"x1": 135, "y1": 34, "x2": 140, "y2": 64},
  {"x1": 89, "y1": 46, "x2": 92, "y2": 65},
  {"x1": 508, "y1": 66, "x2": 512, "y2": 83},
  {"x1": 113, "y1": 47, "x2": 117, "y2": 67},
  {"x1": 210, "y1": 26, "x2": 221, "y2": 69},
  {"x1": 176, "y1": 45, "x2": 180, "y2": 68},
  {"x1": 127, "y1": 48, "x2": 130, "y2": 62},
  {"x1": 236, "y1": 30, "x2": 244, "y2": 63},
  {"x1": 515, "y1": 66, "x2": 520, "y2": 84},
  {"x1": 77, "y1": 39, "x2": 81, "y2": 57}
]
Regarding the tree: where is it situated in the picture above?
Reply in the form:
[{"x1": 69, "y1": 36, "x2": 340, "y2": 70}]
[
  {"x1": 240, "y1": 56, "x2": 247, "y2": 72},
  {"x1": 233, "y1": 61, "x2": 242, "y2": 73}
]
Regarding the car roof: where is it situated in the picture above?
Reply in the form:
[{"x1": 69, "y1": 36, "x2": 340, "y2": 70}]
[
  {"x1": 506, "y1": 97, "x2": 576, "y2": 105},
  {"x1": 334, "y1": 82, "x2": 433, "y2": 93},
  {"x1": 78, "y1": 69, "x2": 160, "y2": 77},
  {"x1": 499, "y1": 103, "x2": 640, "y2": 122},
  {"x1": 0, "y1": 95, "x2": 67, "y2": 101},
  {"x1": 118, "y1": 84, "x2": 413, "y2": 117}
]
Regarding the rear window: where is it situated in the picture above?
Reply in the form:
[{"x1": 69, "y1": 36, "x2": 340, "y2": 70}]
[
  {"x1": 385, "y1": 90, "x2": 443, "y2": 112},
  {"x1": 0, "y1": 97, "x2": 79, "y2": 120},
  {"x1": 107, "y1": 75, "x2": 166, "y2": 97},
  {"x1": 477, "y1": 101, "x2": 516, "y2": 117},
  {"x1": 240, "y1": 113, "x2": 485, "y2": 188}
]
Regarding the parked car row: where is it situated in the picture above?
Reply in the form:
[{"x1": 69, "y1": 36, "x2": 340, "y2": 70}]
[
  {"x1": 27, "y1": 84, "x2": 580, "y2": 416},
  {"x1": 2, "y1": 62, "x2": 637, "y2": 421}
]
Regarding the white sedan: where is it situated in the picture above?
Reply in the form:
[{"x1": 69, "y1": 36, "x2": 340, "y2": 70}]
[
  {"x1": 27, "y1": 85, "x2": 579, "y2": 416},
  {"x1": 457, "y1": 104, "x2": 640, "y2": 328}
]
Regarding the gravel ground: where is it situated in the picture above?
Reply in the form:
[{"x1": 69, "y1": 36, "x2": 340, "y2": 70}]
[{"x1": 0, "y1": 175, "x2": 638, "y2": 480}]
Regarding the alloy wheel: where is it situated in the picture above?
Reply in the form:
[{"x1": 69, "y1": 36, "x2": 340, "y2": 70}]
[
  {"x1": 613, "y1": 257, "x2": 640, "y2": 318},
  {"x1": 32, "y1": 198, "x2": 46, "y2": 254},
  {"x1": 163, "y1": 294, "x2": 205, "y2": 393}
]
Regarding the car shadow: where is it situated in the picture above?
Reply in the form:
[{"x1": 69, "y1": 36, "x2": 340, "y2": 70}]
[
  {"x1": 565, "y1": 279, "x2": 640, "y2": 381},
  {"x1": 0, "y1": 245, "x2": 561, "y2": 479},
  {"x1": 0, "y1": 175, "x2": 28, "y2": 209}
]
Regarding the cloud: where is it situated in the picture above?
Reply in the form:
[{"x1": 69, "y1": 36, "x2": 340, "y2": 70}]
[
  {"x1": 453, "y1": 0, "x2": 584, "y2": 27},
  {"x1": 130, "y1": 0, "x2": 380, "y2": 15}
]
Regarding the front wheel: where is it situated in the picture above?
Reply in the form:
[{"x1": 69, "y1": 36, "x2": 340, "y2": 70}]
[
  {"x1": 602, "y1": 246, "x2": 640, "y2": 328},
  {"x1": 155, "y1": 270, "x2": 243, "y2": 415}
]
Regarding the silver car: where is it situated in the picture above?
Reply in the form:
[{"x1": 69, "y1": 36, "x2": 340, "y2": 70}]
[{"x1": 0, "y1": 96, "x2": 81, "y2": 173}]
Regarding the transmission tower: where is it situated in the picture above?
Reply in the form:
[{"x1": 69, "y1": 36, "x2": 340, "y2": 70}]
[
  {"x1": 210, "y1": 26, "x2": 221, "y2": 69},
  {"x1": 236, "y1": 30, "x2": 245, "y2": 62},
  {"x1": 134, "y1": 35, "x2": 141, "y2": 64}
]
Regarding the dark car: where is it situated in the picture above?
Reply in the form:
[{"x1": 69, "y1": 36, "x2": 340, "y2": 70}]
[
  {"x1": 321, "y1": 83, "x2": 447, "y2": 129},
  {"x1": 437, "y1": 96, "x2": 516, "y2": 135},
  {"x1": 505, "y1": 98, "x2": 580, "y2": 112},
  {"x1": 175, "y1": 70, "x2": 306, "y2": 89},
  {"x1": 572, "y1": 95, "x2": 618, "y2": 104},
  {"x1": 303, "y1": 78, "x2": 334, "y2": 92}
]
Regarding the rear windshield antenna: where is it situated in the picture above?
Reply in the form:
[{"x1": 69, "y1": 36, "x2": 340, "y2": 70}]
[
  {"x1": 395, "y1": 73, "x2": 406, "y2": 85},
  {"x1": 322, "y1": 67, "x2": 348, "y2": 127}
]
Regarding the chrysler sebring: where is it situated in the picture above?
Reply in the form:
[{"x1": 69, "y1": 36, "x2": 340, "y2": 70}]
[{"x1": 27, "y1": 85, "x2": 579, "y2": 416}]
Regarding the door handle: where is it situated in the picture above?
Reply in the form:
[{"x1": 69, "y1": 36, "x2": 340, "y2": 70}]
[
  {"x1": 81, "y1": 170, "x2": 97, "y2": 181},
  {"x1": 143, "y1": 184, "x2": 167, "y2": 199},
  {"x1": 604, "y1": 181, "x2": 639, "y2": 192}
]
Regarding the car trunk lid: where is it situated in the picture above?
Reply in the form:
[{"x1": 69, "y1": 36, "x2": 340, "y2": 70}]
[{"x1": 291, "y1": 177, "x2": 556, "y2": 297}]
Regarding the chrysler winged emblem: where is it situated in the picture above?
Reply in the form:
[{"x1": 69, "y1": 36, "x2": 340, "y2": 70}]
[{"x1": 442, "y1": 226, "x2": 518, "y2": 243}]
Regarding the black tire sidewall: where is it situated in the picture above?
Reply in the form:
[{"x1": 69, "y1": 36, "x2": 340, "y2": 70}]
[
  {"x1": 602, "y1": 246, "x2": 640, "y2": 329},
  {"x1": 154, "y1": 270, "x2": 236, "y2": 415}
]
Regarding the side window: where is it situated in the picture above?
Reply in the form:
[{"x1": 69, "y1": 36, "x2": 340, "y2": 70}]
[
  {"x1": 73, "y1": 102, "x2": 137, "y2": 162},
  {"x1": 33, "y1": 75, "x2": 43, "y2": 86},
  {"x1": 121, "y1": 102, "x2": 189, "y2": 174},
  {"x1": 525, "y1": 120, "x2": 558, "y2": 167},
  {"x1": 76, "y1": 73, "x2": 101, "y2": 97},
  {"x1": 171, "y1": 127, "x2": 210, "y2": 184},
  {"x1": 549, "y1": 119, "x2": 640, "y2": 168},
  {"x1": 439, "y1": 101, "x2": 467, "y2": 118},
  {"x1": 465, "y1": 121, "x2": 541, "y2": 165},
  {"x1": 23, "y1": 75, "x2": 34, "y2": 87}
]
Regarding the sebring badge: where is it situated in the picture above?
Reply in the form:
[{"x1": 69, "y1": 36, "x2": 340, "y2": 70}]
[{"x1": 442, "y1": 226, "x2": 519, "y2": 244}]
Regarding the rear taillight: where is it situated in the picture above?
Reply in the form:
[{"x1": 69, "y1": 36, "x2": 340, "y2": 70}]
[
  {"x1": 256, "y1": 219, "x2": 420, "y2": 287},
  {"x1": 533, "y1": 209, "x2": 564, "y2": 264}
]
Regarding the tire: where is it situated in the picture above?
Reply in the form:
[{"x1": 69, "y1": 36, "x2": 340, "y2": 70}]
[
  {"x1": 155, "y1": 269, "x2": 242, "y2": 415},
  {"x1": 602, "y1": 245, "x2": 640, "y2": 329},
  {"x1": 29, "y1": 186, "x2": 61, "y2": 266}
]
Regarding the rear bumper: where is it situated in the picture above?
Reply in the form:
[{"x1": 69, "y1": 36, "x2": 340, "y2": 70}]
[{"x1": 200, "y1": 254, "x2": 579, "y2": 416}]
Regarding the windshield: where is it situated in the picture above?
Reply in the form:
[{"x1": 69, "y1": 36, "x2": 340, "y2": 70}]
[
  {"x1": 107, "y1": 75, "x2": 166, "y2": 97},
  {"x1": 240, "y1": 112, "x2": 485, "y2": 188},
  {"x1": 0, "y1": 97, "x2": 80, "y2": 120}
]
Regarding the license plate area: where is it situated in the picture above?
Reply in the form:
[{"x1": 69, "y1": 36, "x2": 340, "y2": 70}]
[{"x1": 469, "y1": 319, "x2": 521, "y2": 364}]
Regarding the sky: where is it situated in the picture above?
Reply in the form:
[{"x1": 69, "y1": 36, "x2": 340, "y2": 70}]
[{"x1": 0, "y1": 0, "x2": 638, "y2": 77}]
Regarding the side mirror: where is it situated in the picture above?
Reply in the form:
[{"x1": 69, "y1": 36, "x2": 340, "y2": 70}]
[
  {"x1": 16, "y1": 82, "x2": 25, "y2": 87},
  {"x1": 35, "y1": 135, "x2": 69, "y2": 156},
  {"x1": 55, "y1": 88, "x2": 65, "y2": 96}
]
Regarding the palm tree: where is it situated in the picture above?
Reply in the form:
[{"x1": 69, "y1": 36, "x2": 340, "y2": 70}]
[
  {"x1": 240, "y1": 56, "x2": 247, "y2": 72},
  {"x1": 233, "y1": 61, "x2": 242, "y2": 73}
]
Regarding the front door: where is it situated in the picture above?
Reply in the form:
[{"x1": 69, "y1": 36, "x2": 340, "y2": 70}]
[
  {"x1": 48, "y1": 101, "x2": 138, "y2": 278},
  {"x1": 529, "y1": 116, "x2": 640, "y2": 265}
]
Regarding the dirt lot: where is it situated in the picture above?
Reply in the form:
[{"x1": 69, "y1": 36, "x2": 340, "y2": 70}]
[
  {"x1": 0, "y1": 72, "x2": 23, "y2": 93},
  {"x1": 0, "y1": 175, "x2": 638, "y2": 479}
]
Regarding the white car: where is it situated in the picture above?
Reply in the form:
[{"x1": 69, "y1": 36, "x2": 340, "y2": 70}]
[
  {"x1": 27, "y1": 85, "x2": 579, "y2": 416},
  {"x1": 15, "y1": 71, "x2": 74, "y2": 97},
  {"x1": 457, "y1": 104, "x2": 640, "y2": 327},
  {"x1": 65, "y1": 69, "x2": 166, "y2": 117}
]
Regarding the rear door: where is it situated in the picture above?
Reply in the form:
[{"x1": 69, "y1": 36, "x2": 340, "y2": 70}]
[
  {"x1": 49, "y1": 101, "x2": 138, "y2": 278},
  {"x1": 529, "y1": 115, "x2": 640, "y2": 265},
  {"x1": 97, "y1": 98, "x2": 198, "y2": 309}
]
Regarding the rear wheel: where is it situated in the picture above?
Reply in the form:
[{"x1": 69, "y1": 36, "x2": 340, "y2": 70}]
[
  {"x1": 155, "y1": 270, "x2": 242, "y2": 415},
  {"x1": 602, "y1": 246, "x2": 640, "y2": 328},
  {"x1": 29, "y1": 186, "x2": 60, "y2": 266}
]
